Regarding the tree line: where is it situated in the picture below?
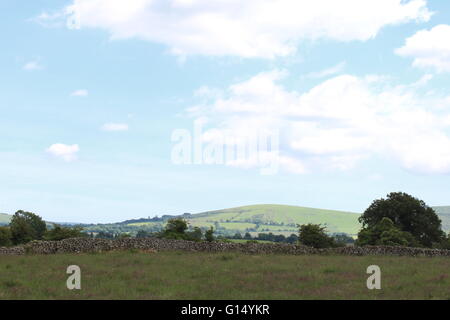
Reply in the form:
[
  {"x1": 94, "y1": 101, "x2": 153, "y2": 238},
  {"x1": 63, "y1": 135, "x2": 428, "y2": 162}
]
[
  {"x1": 0, "y1": 210, "x2": 86, "y2": 246},
  {"x1": 297, "y1": 192, "x2": 450, "y2": 249}
]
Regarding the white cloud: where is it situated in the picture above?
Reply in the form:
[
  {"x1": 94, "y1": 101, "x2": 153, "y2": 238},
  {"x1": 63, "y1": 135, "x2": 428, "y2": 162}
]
[
  {"x1": 34, "y1": 11, "x2": 66, "y2": 28},
  {"x1": 46, "y1": 144, "x2": 80, "y2": 162},
  {"x1": 101, "y1": 123, "x2": 129, "y2": 131},
  {"x1": 44, "y1": 0, "x2": 431, "y2": 58},
  {"x1": 396, "y1": 24, "x2": 450, "y2": 73},
  {"x1": 70, "y1": 89, "x2": 89, "y2": 97},
  {"x1": 194, "y1": 86, "x2": 223, "y2": 100},
  {"x1": 23, "y1": 61, "x2": 43, "y2": 71},
  {"x1": 305, "y1": 62, "x2": 346, "y2": 79},
  {"x1": 189, "y1": 70, "x2": 450, "y2": 174}
]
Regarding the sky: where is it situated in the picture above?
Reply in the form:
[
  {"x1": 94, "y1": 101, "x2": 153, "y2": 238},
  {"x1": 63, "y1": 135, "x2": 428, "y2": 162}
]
[{"x1": 1, "y1": 0, "x2": 450, "y2": 223}]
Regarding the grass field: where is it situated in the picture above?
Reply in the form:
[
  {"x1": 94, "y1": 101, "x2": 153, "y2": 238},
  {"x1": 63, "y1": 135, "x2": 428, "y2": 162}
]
[{"x1": 1, "y1": 251, "x2": 449, "y2": 300}]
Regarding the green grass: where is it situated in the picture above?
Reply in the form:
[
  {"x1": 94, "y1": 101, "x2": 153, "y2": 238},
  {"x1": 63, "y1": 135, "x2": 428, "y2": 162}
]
[{"x1": 1, "y1": 251, "x2": 450, "y2": 299}]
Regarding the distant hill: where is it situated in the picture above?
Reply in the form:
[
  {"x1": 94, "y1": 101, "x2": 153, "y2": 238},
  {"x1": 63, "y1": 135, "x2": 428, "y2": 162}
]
[
  {"x1": 187, "y1": 204, "x2": 361, "y2": 236},
  {"x1": 0, "y1": 213, "x2": 12, "y2": 225},
  {"x1": 432, "y1": 206, "x2": 450, "y2": 232},
  {"x1": 110, "y1": 204, "x2": 450, "y2": 236},
  {"x1": 116, "y1": 204, "x2": 362, "y2": 237}
]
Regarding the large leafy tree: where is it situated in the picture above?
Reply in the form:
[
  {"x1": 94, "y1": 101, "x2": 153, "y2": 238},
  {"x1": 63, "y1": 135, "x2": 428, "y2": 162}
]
[
  {"x1": 358, "y1": 192, "x2": 445, "y2": 247},
  {"x1": 356, "y1": 217, "x2": 416, "y2": 247},
  {"x1": 10, "y1": 210, "x2": 47, "y2": 244}
]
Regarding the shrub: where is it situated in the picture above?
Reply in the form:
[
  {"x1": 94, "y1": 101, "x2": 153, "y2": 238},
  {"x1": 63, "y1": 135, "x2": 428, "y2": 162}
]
[
  {"x1": 205, "y1": 227, "x2": 215, "y2": 242},
  {"x1": 332, "y1": 233, "x2": 354, "y2": 246},
  {"x1": 117, "y1": 233, "x2": 131, "y2": 239},
  {"x1": 44, "y1": 225, "x2": 86, "y2": 241},
  {"x1": 136, "y1": 230, "x2": 152, "y2": 238},
  {"x1": 185, "y1": 227, "x2": 203, "y2": 242},
  {"x1": 298, "y1": 224, "x2": 336, "y2": 248},
  {"x1": 0, "y1": 226, "x2": 12, "y2": 247},
  {"x1": 164, "y1": 218, "x2": 188, "y2": 234},
  {"x1": 435, "y1": 233, "x2": 450, "y2": 250}
]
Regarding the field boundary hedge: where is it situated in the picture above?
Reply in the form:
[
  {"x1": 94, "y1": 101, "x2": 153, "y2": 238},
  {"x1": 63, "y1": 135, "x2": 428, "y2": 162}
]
[{"x1": 1, "y1": 238, "x2": 450, "y2": 257}]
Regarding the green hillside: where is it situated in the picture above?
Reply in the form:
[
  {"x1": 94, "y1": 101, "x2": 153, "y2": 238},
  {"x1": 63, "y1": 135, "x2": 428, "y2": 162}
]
[
  {"x1": 0, "y1": 213, "x2": 12, "y2": 225},
  {"x1": 432, "y1": 206, "x2": 450, "y2": 232},
  {"x1": 116, "y1": 204, "x2": 362, "y2": 237},
  {"x1": 186, "y1": 204, "x2": 361, "y2": 236}
]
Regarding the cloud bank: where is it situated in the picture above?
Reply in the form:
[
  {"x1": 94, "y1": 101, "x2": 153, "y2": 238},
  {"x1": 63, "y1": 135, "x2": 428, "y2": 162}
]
[
  {"x1": 189, "y1": 70, "x2": 450, "y2": 174},
  {"x1": 396, "y1": 24, "x2": 450, "y2": 73},
  {"x1": 44, "y1": 0, "x2": 431, "y2": 58}
]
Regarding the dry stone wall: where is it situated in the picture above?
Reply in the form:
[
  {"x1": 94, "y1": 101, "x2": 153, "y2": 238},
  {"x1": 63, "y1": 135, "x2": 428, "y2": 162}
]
[{"x1": 0, "y1": 238, "x2": 450, "y2": 257}]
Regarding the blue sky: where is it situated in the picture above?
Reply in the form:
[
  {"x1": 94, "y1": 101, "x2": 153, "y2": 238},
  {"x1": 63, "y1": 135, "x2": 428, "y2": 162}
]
[{"x1": 1, "y1": 0, "x2": 450, "y2": 223}]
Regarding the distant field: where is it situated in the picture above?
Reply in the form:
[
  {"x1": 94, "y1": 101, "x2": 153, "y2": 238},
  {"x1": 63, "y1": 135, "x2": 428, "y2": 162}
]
[
  {"x1": 127, "y1": 222, "x2": 159, "y2": 227},
  {"x1": 187, "y1": 204, "x2": 361, "y2": 236},
  {"x1": 1, "y1": 251, "x2": 450, "y2": 299},
  {"x1": 433, "y1": 207, "x2": 450, "y2": 232},
  {"x1": 0, "y1": 213, "x2": 11, "y2": 225}
]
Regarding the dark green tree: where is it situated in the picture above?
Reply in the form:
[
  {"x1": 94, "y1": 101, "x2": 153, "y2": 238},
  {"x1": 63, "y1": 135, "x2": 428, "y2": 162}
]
[
  {"x1": 95, "y1": 231, "x2": 114, "y2": 239},
  {"x1": 44, "y1": 224, "x2": 85, "y2": 241},
  {"x1": 285, "y1": 233, "x2": 298, "y2": 244},
  {"x1": 439, "y1": 233, "x2": 450, "y2": 249},
  {"x1": 117, "y1": 233, "x2": 131, "y2": 239},
  {"x1": 164, "y1": 218, "x2": 188, "y2": 234},
  {"x1": 159, "y1": 218, "x2": 194, "y2": 240},
  {"x1": 0, "y1": 226, "x2": 12, "y2": 246},
  {"x1": 10, "y1": 210, "x2": 47, "y2": 244},
  {"x1": 332, "y1": 233, "x2": 355, "y2": 246},
  {"x1": 356, "y1": 217, "x2": 416, "y2": 247},
  {"x1": 358, "y1": 192, "x2": 445, "y2": 247},
  {"x1": 298, "y1": 223, "x2": 336, "y2": 248},
  {"x1": 233, "y1": 232, "x2": 242, "y2": 239},
  {"x1": 205, "y1": 227, "x2": 215, "y2": 242},
  {"x1": 185, "y1": 227, "x2": 203, "y2": 242},
  {"x1": 136, "y1": 230, "x2": 152, "y2": 238}
]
